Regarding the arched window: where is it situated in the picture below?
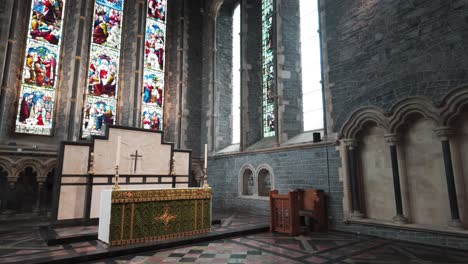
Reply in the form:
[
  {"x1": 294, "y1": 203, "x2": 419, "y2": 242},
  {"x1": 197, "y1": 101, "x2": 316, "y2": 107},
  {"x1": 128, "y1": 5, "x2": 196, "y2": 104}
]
[
  {"x1": 231, "y1": 5, "x2": 241, "y2": 144},
  {"x1": 81, "y1": 0, "x2": 125, "y2": 138},
  {"x1": 262, "y1": 0, "x2": 275, "y2": 138},
  {"x1": 258, "y1": 168, "x2": 272, "y2": 196},
  {"x1": 242, "y1": 168, "x2": 254, "y2": 195},
  {"x1": 15, "y1": 0, "x2": 67, "y2": 135},
  {"x1": 141, "y1": 0, "x2": 167, "y2": 131},
  {"x1": 300, "y1": 0, "x2": 324, "y2": 131}
]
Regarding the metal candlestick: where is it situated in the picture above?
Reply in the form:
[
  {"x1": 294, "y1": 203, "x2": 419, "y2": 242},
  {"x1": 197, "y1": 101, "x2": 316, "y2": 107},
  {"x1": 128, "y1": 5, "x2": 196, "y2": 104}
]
[
  {"x1": 113, "y1": 165, "x2": 120, "y2": 190},
  {"x1": 202, "y1": 168, "x2": 210, "y2": 189}
]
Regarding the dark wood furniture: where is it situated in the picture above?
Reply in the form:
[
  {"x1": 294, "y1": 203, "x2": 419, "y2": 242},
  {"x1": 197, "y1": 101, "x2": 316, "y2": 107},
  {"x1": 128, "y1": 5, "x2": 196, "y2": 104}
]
[
  {"x1": 269, "y1": 189, "x2": 327, "y2": 235},
  {"x1": 269, "y1": 190, "x2": 301, "y2": 236},
  {"x1": 297, "y1": 189, "x2": 327, "y2": 232}
]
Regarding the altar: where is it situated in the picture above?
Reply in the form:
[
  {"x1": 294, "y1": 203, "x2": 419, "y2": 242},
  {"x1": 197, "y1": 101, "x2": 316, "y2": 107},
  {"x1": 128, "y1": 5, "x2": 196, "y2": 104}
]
[
  {"x1": 99, "y1": 188, "x2": 211, "y2": 246},
  {"x1": 51, "y1": 125, "x2": 194, "y2": 224}
]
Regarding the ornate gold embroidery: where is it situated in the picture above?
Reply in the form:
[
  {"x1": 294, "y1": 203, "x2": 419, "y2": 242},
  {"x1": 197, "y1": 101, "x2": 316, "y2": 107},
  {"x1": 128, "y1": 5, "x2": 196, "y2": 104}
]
[{"x1": 154, "y1": 204, "x2": 177, "y2": 230}]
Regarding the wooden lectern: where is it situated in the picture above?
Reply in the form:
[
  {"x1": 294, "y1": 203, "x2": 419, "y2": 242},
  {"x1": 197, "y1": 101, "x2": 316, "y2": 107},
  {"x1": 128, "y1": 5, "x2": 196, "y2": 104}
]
[{"x1": 269, "y1": 189, "x2": 327, "y2": 236}]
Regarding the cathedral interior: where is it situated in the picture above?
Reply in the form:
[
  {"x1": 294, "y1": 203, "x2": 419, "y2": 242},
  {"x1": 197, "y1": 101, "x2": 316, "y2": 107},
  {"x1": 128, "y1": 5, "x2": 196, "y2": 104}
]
[{"x1": 1, "y1": 0, "x2": 468, "y2": 263}]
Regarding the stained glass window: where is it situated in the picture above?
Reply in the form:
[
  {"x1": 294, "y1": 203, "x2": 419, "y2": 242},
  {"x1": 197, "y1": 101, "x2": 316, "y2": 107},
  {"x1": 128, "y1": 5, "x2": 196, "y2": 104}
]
[
  {"x1": 140, "y1": 0, "x2": 167, "y2": 131},
  {"x1": 301, "y1": 0, "x2": 323, "y2": 131},
  {"x1": 15, "y1": 0, "x2": 66, "y2": 135},
  {"x1": 81, "y1": 0, "x2": 125, "y2": 138},
  {"x1": 262, "y1": 0, "x2": 275, "y2": 137}
]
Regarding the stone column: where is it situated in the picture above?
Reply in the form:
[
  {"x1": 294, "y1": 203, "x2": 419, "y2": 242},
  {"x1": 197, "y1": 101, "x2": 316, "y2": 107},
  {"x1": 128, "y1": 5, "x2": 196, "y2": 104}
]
[
  {"x1": 384, "y1": 134, "x2": 407, "y2": 224},
  {"x1": 35, "y1": 181, "x2": 44, "y2": 214},
  {"x1": 434, "y1": 127, "x2": 463, "y2": 229},
  {"x1": 2, "y1": 180, "x2": 15, "y2": 214},
  {"x1": 344, "y1": 139, "x2": 363, "y2": 218}
]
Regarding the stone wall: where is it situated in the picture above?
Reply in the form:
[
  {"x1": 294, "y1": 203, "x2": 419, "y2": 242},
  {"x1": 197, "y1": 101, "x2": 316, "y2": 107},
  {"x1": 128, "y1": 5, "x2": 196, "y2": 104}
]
[
  {"x1": 323, "y1": 0, "x2": 468, "y2": 133},
  {"x1": 209, "y1": 144, "x2": 342, "y2": 221}
]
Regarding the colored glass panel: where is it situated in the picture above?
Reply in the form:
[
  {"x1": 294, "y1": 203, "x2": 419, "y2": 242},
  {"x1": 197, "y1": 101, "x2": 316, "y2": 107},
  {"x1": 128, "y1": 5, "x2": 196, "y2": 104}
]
[
  {"x1": 15, "y1": 0, "x2": 66, "y2": 135},
  {"x1": 82, "y1": 0, "x2": 124, "y2": 138},
  {"x1": 141, "y1": 0, "x2": 167, "y2": 131},
  {"x1": 262, "y1": 0, "x2": 275, "y2": 137}
]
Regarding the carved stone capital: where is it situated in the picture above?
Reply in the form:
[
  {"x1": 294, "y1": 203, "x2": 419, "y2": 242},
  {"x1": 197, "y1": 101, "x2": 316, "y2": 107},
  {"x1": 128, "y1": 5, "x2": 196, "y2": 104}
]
[
  {"x1": 434, "y1": 127, "x2": 453, "y2": 141},
  {"x1": 344, "y1": 139, "x2": 357, "y2": 149},
  {"x1": 384, "y1": 133, "x2": 400, "y2": 146}
]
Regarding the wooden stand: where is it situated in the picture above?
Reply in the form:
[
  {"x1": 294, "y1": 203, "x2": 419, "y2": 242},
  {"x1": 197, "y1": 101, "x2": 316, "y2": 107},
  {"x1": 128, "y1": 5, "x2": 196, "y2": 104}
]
[
  {"x1": 269, "y1": 189, "x2": 327, "y2": 235},
  {"x1": 269, "y1": 190, "x2": 301, "y2": 236}
]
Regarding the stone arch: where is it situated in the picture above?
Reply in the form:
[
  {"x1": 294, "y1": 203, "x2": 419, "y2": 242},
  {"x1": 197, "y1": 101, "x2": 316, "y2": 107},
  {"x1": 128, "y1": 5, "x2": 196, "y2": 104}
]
[
  {"x1": 440, "y1": 86, "x2": 468, "y2": 126},
  {"x1": 42, "y1": 159, "x2": 57, "y2": 181},
  {"x1": 388, "y1": 97, "x2": 442, "y2": 133},
  {"x1": 256, "y1": 164, "x2": 274, "y2": 197},
  {"x1": 0, "y1": 157, "x2": 14, "y2": 179},
  {"x1": 239, "y1": 164, "x2": 255, "y2": 196},
  {"x1": 209, "y1": 0, "x2": 225, "y2": 18},
  {"x1": 340, "y1": 106, "x2": 389, "y2": 139},
  {"x1": 13, "y1": 158, "x2": 43, "y2": 180}
]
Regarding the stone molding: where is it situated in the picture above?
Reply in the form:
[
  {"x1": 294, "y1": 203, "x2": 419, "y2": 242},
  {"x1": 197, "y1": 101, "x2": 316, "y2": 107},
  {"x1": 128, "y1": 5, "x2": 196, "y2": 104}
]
[
  {"x1": 384, "y1": 133, "x2": 399, "y2": 146},
  {"x1": 0, "y1": 156, "x2": 56, "y2": 183},
  {"x1": 434, "y1": 126, "x2": 453, "y2": 141},
  {"x1": 339, "y1": 86, "x2": 468, "y2": 139}
]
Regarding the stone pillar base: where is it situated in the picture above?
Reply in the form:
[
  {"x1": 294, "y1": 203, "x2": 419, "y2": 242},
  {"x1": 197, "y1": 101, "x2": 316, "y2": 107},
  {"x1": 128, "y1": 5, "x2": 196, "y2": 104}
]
[
  {"x1": 392, "y1": 215, "x2": 408, "y2": 224},
  {"x1": 350, "y1": 211, "x2": 364, "y2": 219},
  {"x1": 448, "y1": 219, "x2": 464, "y2": 230}
]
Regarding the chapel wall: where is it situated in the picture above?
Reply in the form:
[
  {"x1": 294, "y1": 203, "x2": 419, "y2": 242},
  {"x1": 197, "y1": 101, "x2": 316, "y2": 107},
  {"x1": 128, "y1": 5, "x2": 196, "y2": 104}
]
[
  {"x1": 357, "y1": 125, "x2": 394, "y2": 222},
  {"x1": 402, "y1": 117, "x2": 450, "y2": 226},
  {"x1": 322, "y1": 0, "x2": 468, "y2": 134}
]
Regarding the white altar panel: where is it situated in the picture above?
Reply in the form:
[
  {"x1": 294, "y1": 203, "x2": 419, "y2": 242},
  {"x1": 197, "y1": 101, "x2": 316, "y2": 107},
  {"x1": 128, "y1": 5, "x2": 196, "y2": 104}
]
[
  {"x1": 54, "y1": 126, "x2": 192, "y2": 223},
  {"x1": 62, "y1": 145, "x2": 90, "y2": 175},
  {"x1": 58, "y1": 185, "x2": 86, "y2": 220},
  {"x1": 98, "y1": 190, "x2": 112, "y2": 244},
  {"x1": 173, "y1": 151, "x2": 190, "y2": 176},
  {"x1": 93, "y1": 128, "x2": 171, "y2": 175}
]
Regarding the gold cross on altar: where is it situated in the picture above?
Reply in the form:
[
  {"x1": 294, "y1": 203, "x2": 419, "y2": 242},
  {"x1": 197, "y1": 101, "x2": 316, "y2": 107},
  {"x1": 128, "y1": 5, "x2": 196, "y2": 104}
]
[
  {"x1": 154, "y1": 204, "x2": 177, "y2": 230},
  {"x1": 130, "y1": 150, "x2": 142, "y2": 172}
]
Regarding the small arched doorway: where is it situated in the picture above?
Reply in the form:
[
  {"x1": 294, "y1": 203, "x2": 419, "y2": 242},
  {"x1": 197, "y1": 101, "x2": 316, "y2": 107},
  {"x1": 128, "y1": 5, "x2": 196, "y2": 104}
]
[
  {"x1": 43, "y1": 169, "x2": 55, "y2": 214},
  {"x1": 0, "y1": 166, "x2": 8, "y2": 211},
  {"x1": 16, "y1": 166, "x2": 38, "y2": 213}
]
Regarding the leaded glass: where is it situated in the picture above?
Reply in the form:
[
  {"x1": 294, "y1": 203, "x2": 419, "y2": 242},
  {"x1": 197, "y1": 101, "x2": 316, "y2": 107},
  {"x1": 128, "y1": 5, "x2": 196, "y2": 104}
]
[
  {"x1": 82, "y1": 0, "x2": 124, "y2": 138},
  {"x1": 15, "y1": 0, "x2": 65, "y2": 135},
  {"x1": 141, "y1": 0, "x2": 167, "y2": 130},
  {"x1": 262, "y1": 0, "x2": 275, "y2": 137}
]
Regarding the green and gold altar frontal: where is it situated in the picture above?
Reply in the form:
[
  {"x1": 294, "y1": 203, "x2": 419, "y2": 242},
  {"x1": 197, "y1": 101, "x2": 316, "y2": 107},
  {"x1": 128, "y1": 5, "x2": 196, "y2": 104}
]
[{"x1": 102, "y1": 188, "x2": 212, "y2": 246}]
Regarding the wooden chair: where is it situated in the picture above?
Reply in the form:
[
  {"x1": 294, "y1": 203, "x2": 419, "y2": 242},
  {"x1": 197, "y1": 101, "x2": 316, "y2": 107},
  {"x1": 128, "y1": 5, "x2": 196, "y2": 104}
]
[{"x1": 297, "y1": 189, "x2": 327, "y2": 232}]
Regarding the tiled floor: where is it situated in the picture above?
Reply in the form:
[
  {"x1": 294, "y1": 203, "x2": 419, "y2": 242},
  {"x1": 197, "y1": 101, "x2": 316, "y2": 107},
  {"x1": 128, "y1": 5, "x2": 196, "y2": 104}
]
[
  {"x1": 89, "y1": 232, "x2": 468, "y2": 264},
  {"x1": 0, "y1": 211, "x2": 467, "y2": 264},
  {"x1": 0, "y1": 210, "x2": 269, "y2": 264}
]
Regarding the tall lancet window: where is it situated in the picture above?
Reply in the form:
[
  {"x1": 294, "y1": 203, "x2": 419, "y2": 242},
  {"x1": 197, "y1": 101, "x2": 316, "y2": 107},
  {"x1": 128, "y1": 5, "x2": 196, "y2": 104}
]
[
  {"x1": 141, "y1": 0, "x2": 167, "y2": 131},
  {"x1": 232, "y1": 5, "x2": 241, "y2": 144},
  {"x1": 81, "y1": 0, "x2": 125, "y2": 138},
  {"x1": 301, "y1": 0, "x2": 323, "y2": 131},
  {"x1": 15, "y1": 0, "x2": 66, "y2": 135},
  {"x1": 262, "y1": 0, "x2": 275, "y2": 137}
]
